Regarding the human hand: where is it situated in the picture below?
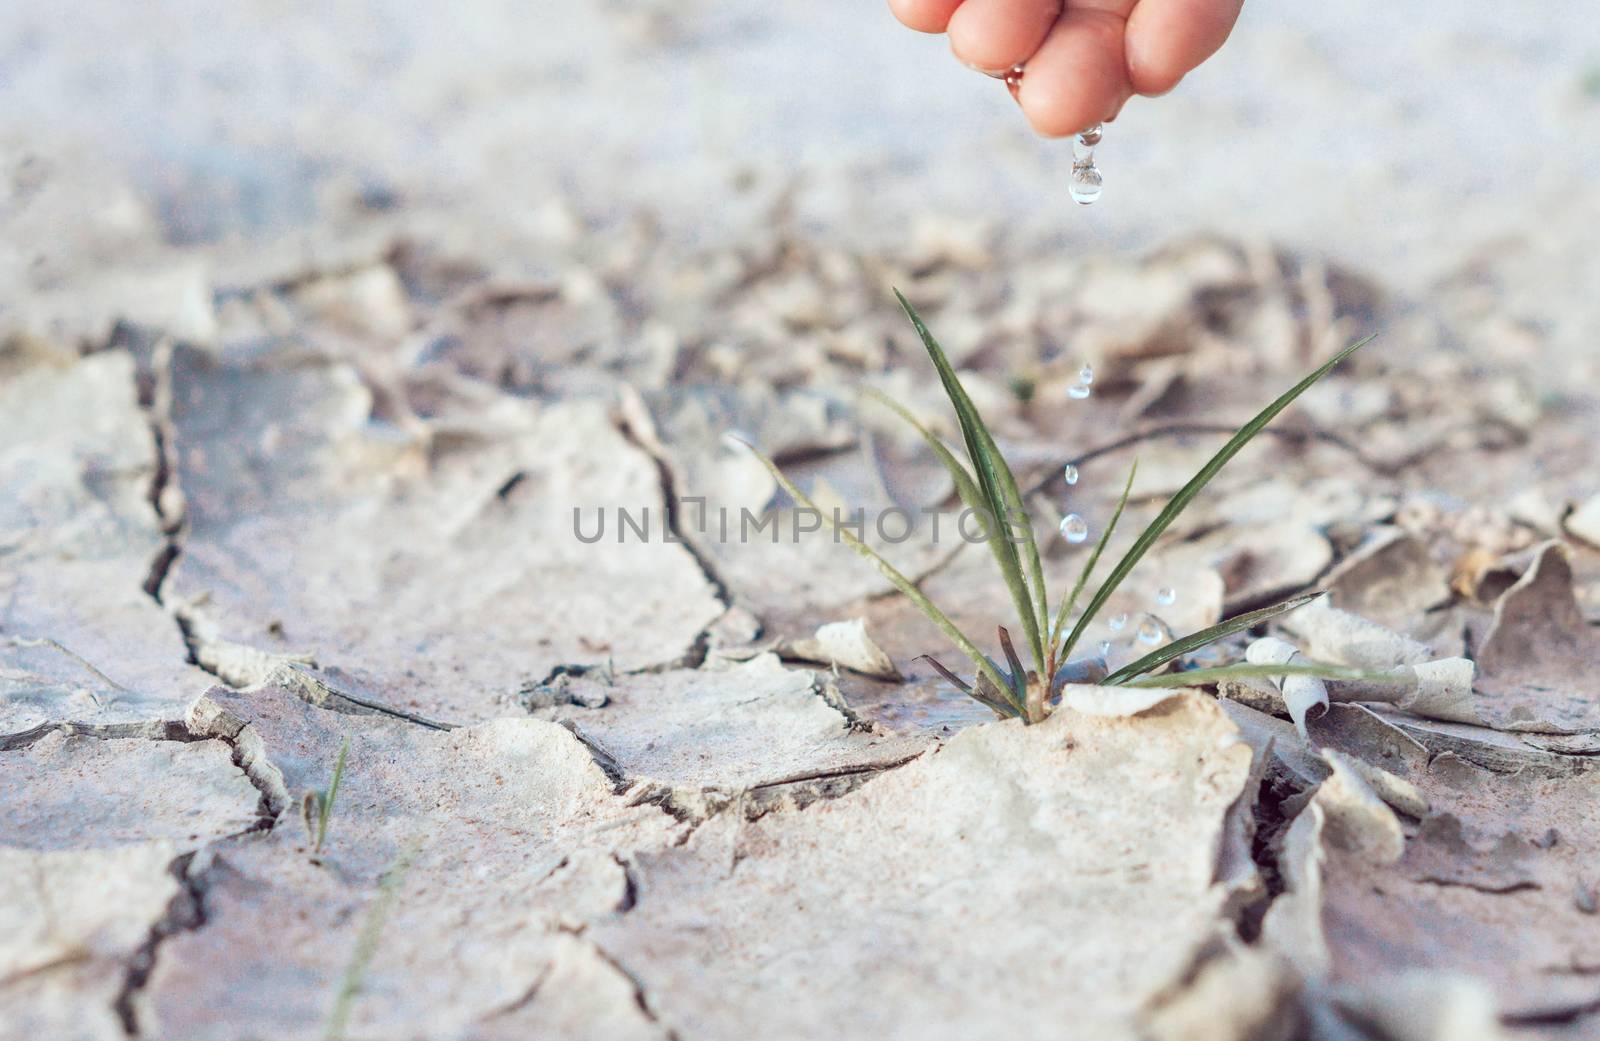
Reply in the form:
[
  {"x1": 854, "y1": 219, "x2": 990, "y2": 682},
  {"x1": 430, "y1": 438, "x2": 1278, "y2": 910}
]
[{"x1": 888, "y1": 0, "x2": 1244, "y2": 136}]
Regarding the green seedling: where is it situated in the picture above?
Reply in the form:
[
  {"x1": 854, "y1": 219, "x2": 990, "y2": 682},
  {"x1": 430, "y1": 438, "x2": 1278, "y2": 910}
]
[
  {"x1": 302, "y1": 738, "x2": 349, "y2": 856},
  {"x1": 740, "y1": 291, "x2": 1381, "y2": 723},
  {"x1": 323, "y1": 842, "x2": 417, "y2": 1041}
]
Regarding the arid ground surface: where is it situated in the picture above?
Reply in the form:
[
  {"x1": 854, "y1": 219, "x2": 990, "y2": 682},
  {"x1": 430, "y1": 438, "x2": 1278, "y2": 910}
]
[{"x1": 3, "y1": 3, "x2": 1600, "y2": 1039}]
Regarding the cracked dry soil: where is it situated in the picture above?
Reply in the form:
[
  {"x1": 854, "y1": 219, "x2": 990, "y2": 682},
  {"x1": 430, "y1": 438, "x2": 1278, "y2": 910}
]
[
  {"x1": 3, "y1": 210, "x2": 1599, "y2": 1041},
  {"x1": 4, "y1": 5, "x2": 1600, "y2": 1029}
]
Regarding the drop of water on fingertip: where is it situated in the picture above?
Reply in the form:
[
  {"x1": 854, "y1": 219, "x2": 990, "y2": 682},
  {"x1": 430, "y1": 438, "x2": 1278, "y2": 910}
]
[
  {"x1": 1063, "y1": 464, "x2": 1079, "y2": 486},
  {"x1": 1156, "y1": 586, "x2": 1177, "y2": 607},
  {"x1": 1059, "y1": 513, "x2": 1089, "y2": 543},
  {"x1": 1069, "y1": 124, "x2": 1105, "y2": 206}
]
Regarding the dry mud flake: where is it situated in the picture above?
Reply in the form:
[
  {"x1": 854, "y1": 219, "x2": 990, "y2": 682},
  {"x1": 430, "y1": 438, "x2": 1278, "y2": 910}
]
[
  {"x1": 1259, "y1": 705, "x2": 1600, "y2": 1037},
  {"x1": 159, "y1": 345, "x2": 724, "y2": 723},
  {"x1": 592, "y1": 690, "x2": 1290, "y2": 1041},
  {"x1": 0, "y1": 730, "x2": 260, "y2": 1040},
  {"x1": 139, "y1": 682, "x2": 680, "y2": 1039},
  {"x1": 538, "y1": 653, "x2": 927, "y2": 806},
  {"x1": 1323, "y1": 528, "x2": 1453, "y2": 635},
  {"x1": 1475, "y1": 541, "x2": 1600, "y2": 734},
  {"x1": 0, "y1": 348, "x2": 212, "y2": 737}
]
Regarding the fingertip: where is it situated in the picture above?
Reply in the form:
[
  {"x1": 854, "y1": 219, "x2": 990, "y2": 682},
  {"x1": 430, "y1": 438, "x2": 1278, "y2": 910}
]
[
  {"x1": 1125, "y1": 0, "x2": 1242, "y2": 95},
  {"x1": 947, "y1": 0, "x2": 1059, "y2": 74},
  {"x1": 1017, "y1": 10, "x2": 1132, "y2": 138},
  {"x1": 888, "y1": 0, "x2": 965, "y2": 34}
]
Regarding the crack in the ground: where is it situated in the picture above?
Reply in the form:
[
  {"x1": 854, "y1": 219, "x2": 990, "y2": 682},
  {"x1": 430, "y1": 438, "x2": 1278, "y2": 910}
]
[
  {"x1": 553, "y1": 924, "x2": 683, "y2": 1041},
  {"x1": 0, "y1": 718, "x2": 197, "y2": 752},
  {"x1": 1238, "y1": 762, "x2": 1306, "y2": 943},
  {"x1": 611, "y1": 853, "x2": 639, "y2": 914},
  {"x1": 135, "y1": 339, "x2": 185, "y2": 608},
  {"x1": 112, "y1": 850, "x2": 210, "y2": 1038},
  {"x1": 613, "y1": 394, "x2": 736, "y2": 672}
]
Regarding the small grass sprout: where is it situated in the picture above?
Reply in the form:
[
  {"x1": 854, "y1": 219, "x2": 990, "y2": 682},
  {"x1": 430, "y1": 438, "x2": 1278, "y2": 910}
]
[
  {"x1": 739, "y1": 291, "x2": 1385, "y2": 723},
  {"x1": 302, "y1": 738, "x2": 350, "y2": 856},
  {"x1": 322, "y1": 841, "x2": 418, "y2": 1041}
]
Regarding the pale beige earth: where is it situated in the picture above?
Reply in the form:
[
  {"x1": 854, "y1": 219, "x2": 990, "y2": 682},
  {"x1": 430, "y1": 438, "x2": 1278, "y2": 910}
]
[{"x1": 3, "y1": 2, "x2": 1600, "y2": 1040}]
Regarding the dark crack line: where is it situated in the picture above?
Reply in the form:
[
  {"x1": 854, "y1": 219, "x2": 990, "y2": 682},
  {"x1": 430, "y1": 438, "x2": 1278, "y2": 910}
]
[
  {"x1": 136, "y1": 340, "x2": 184, "y2": 608},
  {"x1": 611, "y1": 853, "x2": 639, "y2": 914},
  {"x1": 1413, "y1": 876, "x2": 1541, "y2": 895},
  {"x1": 613, "y1": 407, "x2": 736, "y2": 672},
  {"x1": 113, "y1": 851, "x2": 208, "y2": 1038},
  {"x1": 1, "y1": 718, "x2": 196, "y2": 752},
  {"x1": 555, "y1": 925, "x2": 683, "y2": 1041},
  {"x1": 747, "y1": 751, "x2": 927, "y2": 792},
  {"x1": 1502, "y1": 991, "x2": 1600, "y2": 1028}
]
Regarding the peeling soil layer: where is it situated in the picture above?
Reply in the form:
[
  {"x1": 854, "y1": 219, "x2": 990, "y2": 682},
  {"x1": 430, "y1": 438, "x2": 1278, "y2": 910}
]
[{"x1": 5, "y1": 3, "x2": 1600, "y2": 1040}]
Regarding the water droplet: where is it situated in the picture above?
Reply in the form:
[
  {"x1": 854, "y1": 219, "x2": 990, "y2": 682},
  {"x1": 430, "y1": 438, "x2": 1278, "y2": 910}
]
[
  {"x1": 1058, "y1": 513, "x2": 1089, "y2": 543},
  {"x1": 1067, "y1": 384, "x2": 1092, "y2": 400},
  {"x1": 1137, "y1": 617, "x2": 1164, "y2": 645},
  {"x1": 1156, "y1": 586, "x2": 1177, "y2": 607},
  {"x1": 1078, "y1": 363, "x2": 1095, "y2": 386},
  {"x1": 1069, "y1": 164, "x2": 1104, "y2": 206},
  {"x1": 1063, "y1": 464, "x2": 1079, "y2": 486},
  {"x1": 1108, "y1": 613, "x2": 1128, "y2": 632},
  {"x1": 1098, "y1": 640, "x2": 1112, "y2": 658}
]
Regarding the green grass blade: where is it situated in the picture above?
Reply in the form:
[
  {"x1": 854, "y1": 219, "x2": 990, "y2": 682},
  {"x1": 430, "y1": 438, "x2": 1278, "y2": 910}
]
[
  {"x1": 738, "y1": 438, "x2": 1021, "y2": 715},
  {"x1": 1060, "y1": 336, "x2": 1372, "y2": 662},
  {"x1": 314, "y1": 738, "x2": 350, "y2": 854},
  {"x1": 323, "y1": 841, "x2": 418, "y2": 1041},
  {"x1": 1049, "y1": 461, "x2": 1137, "y2": 652},
  {"x1": 1102, "y1": 591, "x2": 1325, "y2": 685},
  {"x1": 861, "y1": 388, "x2": 984, "y2": 510},
  {"x1": 862, "y1": 387, "x2": 1042, "y2": 673},
  {"x1": 894, "y1": 290, "x2": 1049, "y2": 674},
  {"x1": 997, "y1": 626, "x2": 1027, "y2": 695},
  {"x1": 1120, "y1": 661, "x2": 1407, "y2": 689}
]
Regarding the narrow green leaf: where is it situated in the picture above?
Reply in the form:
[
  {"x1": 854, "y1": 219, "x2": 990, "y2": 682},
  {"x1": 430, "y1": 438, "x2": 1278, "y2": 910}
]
[
  {"x1": 324, "y1": 841, "x2": 418, "y2": 1041},
  {"x1": 997, "y1": 626, "x2": 1027, "y2": 697},
  {"x1": 1120, "y1": 661, "x2": 1408, "y2": 689},
  {"x1": 862, "y1": 387, "x2": 1041, "y2": 674},
  {"x1": 314, "y1": 738, "x2": 350, "y2": 855},
  {"x1": 1049, "y1": 461, "x2": 1137, "y2": 653},
  {"x1": 918, "y1": 655, "x2": 1013, "y2": 718},
  {"x1": 1060, "y1": 336, "x2": 1373, "y2": 662},
  {"x1": 1102, "y1": 591, "x2": 1325, "y2": 685},
  {"x1": 894, "y1": 290, "x2": 1049, "y2": 675},
  {"x1": 738, "y1": 437, "x2": 1021, "y2": 714},
  {"x1": 861, "y1": 388, "x2": 983, "y2": 510}
]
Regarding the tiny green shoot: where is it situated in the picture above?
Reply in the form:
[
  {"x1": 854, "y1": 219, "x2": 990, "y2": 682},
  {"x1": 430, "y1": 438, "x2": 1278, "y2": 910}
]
[
  {"x1": 322, "y1": 841, "x2": 417, "y2": 1041},
  {"x1": 302, "y1": 738, "x2": 350, "y2": 856},
  {"x1": 740, "y1": 293, "x2": 1385, "y2": 722}
]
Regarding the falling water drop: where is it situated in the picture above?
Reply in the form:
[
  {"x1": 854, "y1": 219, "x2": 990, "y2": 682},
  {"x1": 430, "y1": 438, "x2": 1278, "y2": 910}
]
[
  {"x1": 1078, "y1": 363, "x2": 1095, "y2": 386},
  {"x1": 1156, "y1": 586, "x2": 1177, "y2": 607},
  {"x1": 1067, "y1": 384, "x2": 1092, "y2": 400},
  {"x1": 1098, "y1": 640, "x2": 1112, "y2": 658},
  {"x1": 1069, "y1": 124, "x2": 1106, "y2": 206},
  {"x1": 1058, "y1": 513, "x2": 1089, "y2": 544},
  {"x1": 1069, "y1": 164, "x2": 1104, "y2": 206},
  {"x1": 1137, "y1": 617, "x2": 1164, "y2": 645},
  {"x1": 1063, "y1": 464, "x2": 1079, "y2": 486},
  {"x1": 1108, "y1": 613, "x2": 1128, "y2": 632}
]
